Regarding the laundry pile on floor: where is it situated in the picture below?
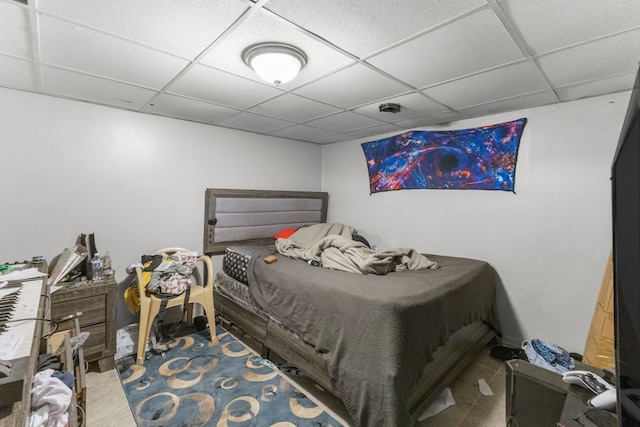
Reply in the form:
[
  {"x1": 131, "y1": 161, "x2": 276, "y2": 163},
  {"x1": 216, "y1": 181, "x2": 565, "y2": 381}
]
[
  {"x1": 491, "y1": 338, "x2": 576, "y2": 374},
  {"x1": 29, "y1": 332, "x2": 88, "y2": 427}
]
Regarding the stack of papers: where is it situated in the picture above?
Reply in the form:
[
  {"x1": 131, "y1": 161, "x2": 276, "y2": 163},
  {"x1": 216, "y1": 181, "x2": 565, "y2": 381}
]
[{"x1": 0, "y1": 268, "x2": 47, "y2": 288}]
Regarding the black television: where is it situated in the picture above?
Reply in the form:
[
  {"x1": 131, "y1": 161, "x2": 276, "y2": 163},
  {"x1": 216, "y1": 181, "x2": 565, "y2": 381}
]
[{"x1": 612, "y1": 65, "x2": 640, "y2": 426}]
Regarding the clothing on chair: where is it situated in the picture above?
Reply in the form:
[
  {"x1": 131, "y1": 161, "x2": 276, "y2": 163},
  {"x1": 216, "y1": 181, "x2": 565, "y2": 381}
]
[{"x1": 140, "y1": 253, "x2": 198, "y2": 344}]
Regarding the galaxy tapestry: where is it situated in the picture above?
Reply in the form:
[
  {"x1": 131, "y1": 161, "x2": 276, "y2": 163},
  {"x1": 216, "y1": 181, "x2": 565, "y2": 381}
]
[{"x1": 361, "y1": 118, "x2": 526, "y2": 193}]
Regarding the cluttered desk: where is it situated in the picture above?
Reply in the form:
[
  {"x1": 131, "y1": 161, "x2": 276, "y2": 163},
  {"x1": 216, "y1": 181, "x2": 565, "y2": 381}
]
[
  {"x1": 0, "y1": 265, "x2": 48, "y2": 427},
  {"x1": 1, "y1": 237, "x2": 116, "y2": 426}
]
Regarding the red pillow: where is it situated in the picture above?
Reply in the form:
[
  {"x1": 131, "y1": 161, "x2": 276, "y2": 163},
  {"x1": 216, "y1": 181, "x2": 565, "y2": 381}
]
[{"x1": 275, "y1": 228, "x2": 296, "y2": 240}]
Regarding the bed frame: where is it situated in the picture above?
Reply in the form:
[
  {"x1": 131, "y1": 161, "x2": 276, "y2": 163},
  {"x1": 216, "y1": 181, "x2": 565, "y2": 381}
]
[
  {"x1": 204, "y1": 188, "x2": 328, "y2": 255},
  {"x1": 203, "y1": 188, "x2": 498, "y2": 424}
]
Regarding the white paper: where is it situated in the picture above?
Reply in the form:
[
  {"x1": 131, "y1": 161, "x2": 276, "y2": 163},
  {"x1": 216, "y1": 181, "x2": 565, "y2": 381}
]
[
  {"x1": 418, "y1": 387, "x2": 456, "y2": 421},
  {"x1": 478, "y1": 377, "x2": 493, "y2": 396},
  {"x1": 0, "y1": 334, "x2": 24, "y2": 360},
  {"x1": 0, "y1": 268, "x2": 47, "y2": 281}
]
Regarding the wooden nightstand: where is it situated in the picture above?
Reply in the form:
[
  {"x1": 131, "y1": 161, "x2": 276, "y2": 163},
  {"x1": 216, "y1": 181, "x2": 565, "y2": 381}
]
[
  {"x1": 51, "y1": 277, "x2": 117, "y2": 372},
  {"x1": 506, "y1": 359, "x2": 617, "y2": 427}
]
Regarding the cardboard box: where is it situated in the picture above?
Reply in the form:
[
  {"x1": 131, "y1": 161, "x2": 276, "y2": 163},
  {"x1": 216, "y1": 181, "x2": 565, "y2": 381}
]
[{"x1": 582, "y1": 253, "x2": 615, "y2": 369}]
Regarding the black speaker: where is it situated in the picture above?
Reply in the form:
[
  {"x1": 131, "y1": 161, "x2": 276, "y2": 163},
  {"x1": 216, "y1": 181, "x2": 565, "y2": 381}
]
[{"x1": 506, "y1": 360, "x2": 570, "y2": 427}]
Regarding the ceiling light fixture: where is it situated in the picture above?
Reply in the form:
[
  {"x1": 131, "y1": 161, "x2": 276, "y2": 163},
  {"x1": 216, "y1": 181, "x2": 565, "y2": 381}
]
[
  {"x1": 379, "y1": 103, "x2": 401, "y2": 113},
  {"x1": 242, "y1": 42, "x2": 307, "y2": 86}
]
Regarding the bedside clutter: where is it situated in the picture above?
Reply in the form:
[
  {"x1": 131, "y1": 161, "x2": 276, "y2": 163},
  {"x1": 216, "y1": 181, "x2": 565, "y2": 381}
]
[
  {"x1": 561, "y1": 371, "x2": 616, "y2": 410},
  {"x1": 506, "y1": 359, "x2": 617, "y2": 427}
]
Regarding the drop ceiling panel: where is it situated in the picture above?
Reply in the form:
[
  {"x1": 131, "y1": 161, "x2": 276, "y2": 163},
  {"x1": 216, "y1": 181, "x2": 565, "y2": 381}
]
[
  {"x1": 249, "y1": 93, "x2": 341, "y2": 122},
  {"x1": 216, "y1": 111, "x2": 296, "y2": 133},
  {"x1": 268, "y1": 123, "x2": 331, "y2": 140},
  {"x1": 0, "y1": 2, "x2": 33, "y2": 59},
  {"x1": 555, "y1": 72, "x2": 637, "y2": 103},
  {"x1": 39, "y1": 15, "x2": 190, "y2": 89},
  {"x1": 168, "y1": 64, "x2": 282, "y2": 109},
  {"x1": 38, "y1": 0, "x2": 249, "y2": 58},
  {"x1": 367, "y1": 8, "x2": 525, "y2": 89},
  {"x1": 393, "y1": 111, "x2": 468, "y2": 129},
  {"x1": 537, "y1": 29, "x2": 640, "y2": 88},
  {"x1": 308, "y1": 133, "x2": 355, "y2": 144},
  {"x1": 295, "y1": 63, "x2": 409, "y2": 108},
  {"x1": 496, "y1": 0, "x2": 640, "y2": 55},
  {"x1": 42, "y1": 67, "x2": 157, "y2": 110},
  {"x1": 199, "y1": 8, "x2": 355, "y2": 88},
  {"x1": 0, "y1": 55, "x2": 38, "y2": 91},
  {"x1": 459, "y1": 90, "x2": 558, "y2": 118},
  {"x1": 0, "y1": 0, "x2": 638, "y2": 144},
  {"x1": 305, "y1": 111, "x2": 385, "y2": 133},
  {"x1": 143, "y1": 94, "x2": 238, "y2": 124},
  {"x1": 264, "y1": 0, "x2": 486, "y2": 57},
  {"x1": 424, "y1": 61, "x2": 548, "y2": 109},
  {"x1": 347, "y1": 123, "x2": 405, "y2": 140}
]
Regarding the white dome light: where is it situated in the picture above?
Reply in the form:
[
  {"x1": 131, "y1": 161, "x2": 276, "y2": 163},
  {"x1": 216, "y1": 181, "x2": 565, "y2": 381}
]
[{"x1": 242, "y1": 43, "x2": 307, "y2": 86}]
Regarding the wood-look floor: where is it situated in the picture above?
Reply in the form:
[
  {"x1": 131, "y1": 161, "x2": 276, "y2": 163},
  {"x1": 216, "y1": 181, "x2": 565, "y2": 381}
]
[{"x1": 85, "y1": 340, "x2": 507, "y2": 427}]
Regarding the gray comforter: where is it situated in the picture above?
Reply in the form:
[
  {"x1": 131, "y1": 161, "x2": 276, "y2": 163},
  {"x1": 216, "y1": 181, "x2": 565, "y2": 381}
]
[
  {"x1": 275, "y1": 223, "x2": 439, "y2": 274},
  {"x1": 247, "y1": 245, "x2": 496, "y2": 426}
]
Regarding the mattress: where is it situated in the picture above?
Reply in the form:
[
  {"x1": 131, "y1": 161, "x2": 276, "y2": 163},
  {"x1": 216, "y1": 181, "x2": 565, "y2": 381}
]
[
  {"x1": 218, "y1": 243, "x2": 497, "y2": 426},
  {"x1": 222, "y1": 245, "x2": 269, "y2": 284},
  {"x1": 215, "y1": 269, "x2": 265, "y2": 316},
  {"x1": 245, "y1": 246, "x2": 496, "y2": 426},
  {"x1": 217, "y1": 249, "x2": 302, "y2": 336}
]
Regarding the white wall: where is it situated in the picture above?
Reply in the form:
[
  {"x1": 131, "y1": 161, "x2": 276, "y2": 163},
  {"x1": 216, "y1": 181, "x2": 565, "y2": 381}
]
[
  {"x1": 0, "y1": 88, "x2": 321, "y2": 327},
  {"x1": 321, "y1": 92, "x2": 630, "y2": 353},
  {"x1": 1, "y1": 86, "x2": 629, "y2": 352}
]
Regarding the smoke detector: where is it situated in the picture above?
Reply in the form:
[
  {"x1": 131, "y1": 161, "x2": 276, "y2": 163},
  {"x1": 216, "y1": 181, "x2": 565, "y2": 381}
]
[{"x1": 379, "y1": 103, "x2": 401, "y2": 113}]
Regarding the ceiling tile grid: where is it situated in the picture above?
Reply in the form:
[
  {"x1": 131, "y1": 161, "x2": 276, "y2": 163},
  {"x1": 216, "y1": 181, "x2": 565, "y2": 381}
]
[
  {"x1": 37, "y1": 0, "x2": 250, "y2": 59},
  {"x1": 495, "y1": 0, "x2": 640, "y2": 55},
  {"x1": 0, "y1": 55, "x2": 38, "y2": 91},
  {"x1": 144, "y1": 93, "x2": 240, "y2": 125},
  {"x1": 167, "y1": 64, "x2": 284, "y2": 110},
  {"x1": 366, "y1": 7, "x2": 526, "y2": 89},
  {"x1": 248, "y1": 93, "x2": 342, "y2": 122},
  {"x1": 41, "y1": 66, "x2": 158, "y2": 110},
  {"x1": 0, "y1": 0, "x2": 638, "y2": 144},
  {"x1": 38, "y1": 15, "x2": 191, "y2": 89},
  {"x1": 0, "y1": 1, "x2": 33, "y2": 59},
  {"x1": 265, "y1": 0, "x2": 488, "y2": 58},
  {"x1": 422, "y1": 61, "x2": 548, "y2": 110}
]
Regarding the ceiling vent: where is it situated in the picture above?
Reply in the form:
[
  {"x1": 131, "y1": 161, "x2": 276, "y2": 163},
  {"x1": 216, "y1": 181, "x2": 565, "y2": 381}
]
[{"x1": 379, "y1": 103, "x2": 401, "y2": 113}]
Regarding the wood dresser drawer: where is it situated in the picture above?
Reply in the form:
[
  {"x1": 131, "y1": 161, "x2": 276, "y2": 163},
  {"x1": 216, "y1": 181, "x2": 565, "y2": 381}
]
[{"x1": 52, "y1": 295, "x2": 106, "y2": 327}]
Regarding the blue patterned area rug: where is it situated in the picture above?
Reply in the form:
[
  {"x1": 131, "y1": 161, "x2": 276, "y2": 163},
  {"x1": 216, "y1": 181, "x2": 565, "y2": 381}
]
[{"x1": 116, "y1": 325, "x2": 343, "y2": 426}]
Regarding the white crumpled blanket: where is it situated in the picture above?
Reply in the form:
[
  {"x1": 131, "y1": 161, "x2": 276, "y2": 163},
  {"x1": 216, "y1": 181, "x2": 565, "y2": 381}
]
[{"x1": 275, "y1": 223, "x2": 438, "y2": 274}]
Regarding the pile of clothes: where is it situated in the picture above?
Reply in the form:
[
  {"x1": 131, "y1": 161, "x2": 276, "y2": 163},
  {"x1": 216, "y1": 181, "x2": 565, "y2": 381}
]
[
  {"x1": 30, "y1": 332, "x2": 88, "y2": 427},
  {"x1": 491, "y1": 338, "x2": 576, "y2": 374},
  {"x1": 522, "y1": 339, "x2": 576, "y2": 373}
]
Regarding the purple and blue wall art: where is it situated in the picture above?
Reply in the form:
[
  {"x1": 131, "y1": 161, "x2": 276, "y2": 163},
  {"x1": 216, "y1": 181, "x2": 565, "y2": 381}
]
[{"x1": 361, "y1": 118, "x2": 527, "y2": 193}]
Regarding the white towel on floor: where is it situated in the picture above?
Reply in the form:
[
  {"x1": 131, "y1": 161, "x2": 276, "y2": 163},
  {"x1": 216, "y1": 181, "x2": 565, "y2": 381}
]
[{"x1": 31, "y1": 369, "x2": 72, "y2": 427}]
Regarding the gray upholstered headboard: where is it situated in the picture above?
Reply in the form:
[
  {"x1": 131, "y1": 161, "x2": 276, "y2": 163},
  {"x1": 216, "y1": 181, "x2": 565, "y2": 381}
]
[{"x1": 203, "y1": 188, "x2": 328, "y2": 255}]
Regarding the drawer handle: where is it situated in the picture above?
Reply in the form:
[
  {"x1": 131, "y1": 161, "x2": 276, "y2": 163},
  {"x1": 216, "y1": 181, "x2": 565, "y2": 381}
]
[{"x1": 55, "y1": 312, "x2": 84, "y2": 322}]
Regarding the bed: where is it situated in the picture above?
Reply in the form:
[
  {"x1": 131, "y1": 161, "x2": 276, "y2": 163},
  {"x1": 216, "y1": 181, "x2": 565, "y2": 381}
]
[{"x1": 204, "y1": 188, "x2": 499, "y2": 426}]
